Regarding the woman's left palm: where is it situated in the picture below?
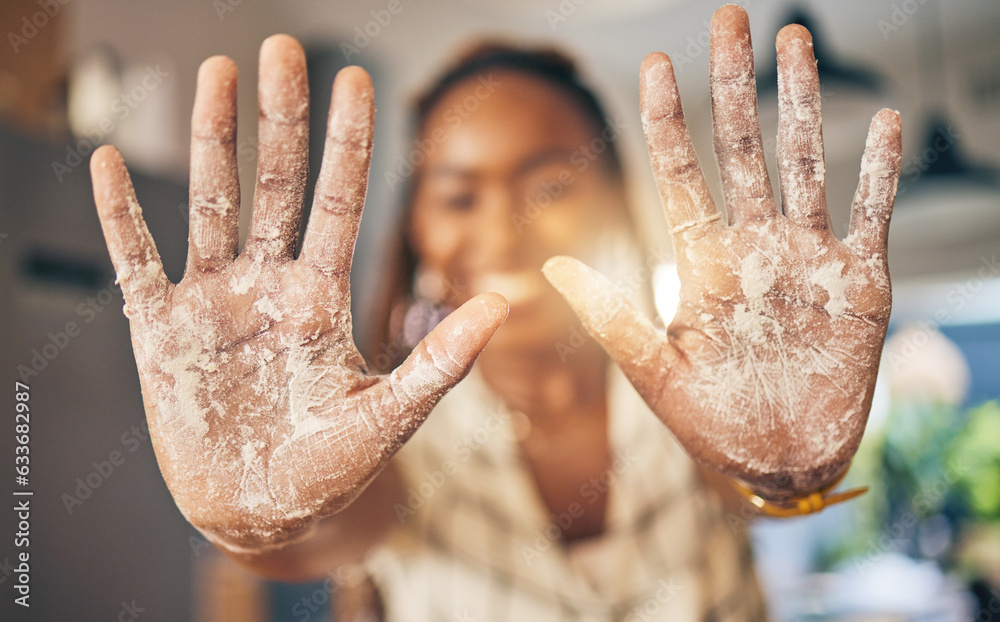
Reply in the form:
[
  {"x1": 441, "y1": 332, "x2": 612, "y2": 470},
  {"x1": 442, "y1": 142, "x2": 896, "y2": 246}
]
[{"x1": 545, "y1": 6, "x2": 902, "y2": 499}]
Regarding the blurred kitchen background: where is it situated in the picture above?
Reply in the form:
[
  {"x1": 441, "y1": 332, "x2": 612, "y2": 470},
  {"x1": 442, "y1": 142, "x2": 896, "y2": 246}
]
[{"x1": 0, "y1": 0, "x2": 998, "y2": 620}]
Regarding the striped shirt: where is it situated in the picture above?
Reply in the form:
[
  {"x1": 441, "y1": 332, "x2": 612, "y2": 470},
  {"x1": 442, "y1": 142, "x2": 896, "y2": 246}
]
[{"x1": 365, "y1": 366, "x2": 769, "y2": 622}]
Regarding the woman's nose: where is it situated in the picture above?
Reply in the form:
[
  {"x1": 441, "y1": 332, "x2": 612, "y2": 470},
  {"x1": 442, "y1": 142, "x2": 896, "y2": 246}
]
[{"x1": 472, "y1": 186, "x2": 521, "y2": 263}]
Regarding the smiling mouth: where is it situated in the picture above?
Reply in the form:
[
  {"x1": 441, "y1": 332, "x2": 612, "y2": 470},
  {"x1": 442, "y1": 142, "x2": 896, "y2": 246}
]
[{"x1": 473, "y1": 270, "x2": 546, "y2": 307}]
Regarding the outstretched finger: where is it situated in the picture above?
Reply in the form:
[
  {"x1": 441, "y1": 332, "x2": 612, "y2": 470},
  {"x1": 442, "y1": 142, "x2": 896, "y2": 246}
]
[
  {"x1": 369, "y1": 293, "x2": 509, "y2": 443},
  {"x1": 187, "y1": 55, "x2": 240, "y2": 274},
  {"x1": 542, "y1": 255, "x2": 677, "y2": 410},
  {"x1": 244, "y1": 34, "x2": 310, "y2": 262},
  {"x1": 299, "y1": 66, "x2": 374, "y2": 285},
  {"x1": 776, "y1": 24, "x2": 829, "y2": 229},
  {"x1": 710, "y1": 4, "x2": 776, "y2": 224},
  {"x1": 847, "y1": 109, "x2": 901, "y2": 258},
  {"x1": 91, "y1": 145, "x2": 171, "y2": 314},
  {"x1": 640, "y1": 52, "x2": 722, "y2": 238}
]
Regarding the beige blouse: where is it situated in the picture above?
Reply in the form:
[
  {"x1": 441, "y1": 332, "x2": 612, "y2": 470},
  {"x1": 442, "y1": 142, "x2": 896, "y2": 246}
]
[{"x1": 365, "y1": 366, "x2": 769, "y2": 622}]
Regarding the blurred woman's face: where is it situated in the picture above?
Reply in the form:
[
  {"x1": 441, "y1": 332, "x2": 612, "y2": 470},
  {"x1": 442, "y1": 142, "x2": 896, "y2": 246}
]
[{"x1": 409, "y1": 70, "x2": 628, "y2": 351}]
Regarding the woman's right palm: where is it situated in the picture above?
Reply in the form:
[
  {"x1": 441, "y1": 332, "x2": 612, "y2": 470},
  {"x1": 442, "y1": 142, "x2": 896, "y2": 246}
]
[{"x1": 90, "y1": 35, "x2": 507, "y2": 552}]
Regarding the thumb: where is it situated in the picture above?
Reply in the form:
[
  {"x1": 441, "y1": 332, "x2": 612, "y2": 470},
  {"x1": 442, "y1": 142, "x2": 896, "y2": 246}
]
[
  {"x1": 542, "y1": 255, "x2": 677, "y2": 409},
  {"x1": 370, "y1": 292, "x2": 508, "y2": 441}
]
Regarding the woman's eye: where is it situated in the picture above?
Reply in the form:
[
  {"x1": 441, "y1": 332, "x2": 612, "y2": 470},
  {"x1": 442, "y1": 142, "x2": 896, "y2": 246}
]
[
  {"x1": 443, "y1": 193, "x2": 475, "y2": 211},
  {"x1": 524, "y1": 178, "x2": 572, "y2": 207}
]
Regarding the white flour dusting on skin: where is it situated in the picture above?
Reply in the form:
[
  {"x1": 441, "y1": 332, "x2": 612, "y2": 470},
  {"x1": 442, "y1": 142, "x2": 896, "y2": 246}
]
[
  {"x1": 194, "y1": 195, "x2": 233, "y2": 216},
  {"x1": 739, "y1": 251, "x2": 776, "y2": 300},
  {"x1": 627, "y1": 30, "x2": 896, "y2": 498},
  {"x1": 861, "y1": 158, "x2": 891, "y2": 221},
  {"x1": 254, "y1": 297, "x2": 284, "y2": 322},
  {"x1": 259, "y1": 223, "x2": 286, "y2": 257},
  {"x1": 722, "y1": 250, "x2": 778, "y2": 345},
  {"x1": 117, "y1": 253, "x2": 164, "y2": 294},
  {"x1": 136, "y1": 289, "x2": 391, "y2": 550},
  {"x1": 640, "y1": 59, "x2": 717, "y2": 229},
  {"x1": 189, "y1": 196, "x2": 236, "y2": 260},
  {"x1": 230, "y1": 259, "x2": 261, "y2": 294},
  {"x1": 776, "y1": 34, "x2": 827, "y2": 212},
  {"x1": 685, "y1": 302, "x2": 858, "y2": 491},
  {"x1": 102, "y1": 70, "x2": 444, "y2": 554},
  {"x1": 730, "y1": 303, "x2": 768, "y2": 345},
  {"x1": 810, "y1": 260, "x2": 849, "y2": 317},
  {"x1": 136, "y1": 277, "x2": 495, "y2": 552},
  {"x1": 286, "y1": 341, "x2": 337, "y2": 432},
  {"x1": 239, "y1": 439, "x2": 271, "y2": 510},
  {"x1": 690, "y1": 312, "x2": 849, "y2": 427},
  {"x1": 678, "y1": 236, "x2": 869, "y2": 489},
  {"x1": 150, "y1": 306, "x2": 227, "y2": 446}
]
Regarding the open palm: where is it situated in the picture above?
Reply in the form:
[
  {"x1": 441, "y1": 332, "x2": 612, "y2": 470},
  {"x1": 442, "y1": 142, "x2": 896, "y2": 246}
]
[
  {"x1": 545, "y1": 6, "x2": 901, "y2": 500},
  {"x1": 91, "y1": 36, "x2": 506, "y2": 551}
]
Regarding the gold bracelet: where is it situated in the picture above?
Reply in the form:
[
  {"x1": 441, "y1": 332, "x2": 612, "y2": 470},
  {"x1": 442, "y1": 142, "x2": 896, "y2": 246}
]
[{"x1": 729, "y1": 465, "x2": 868, "y2": 518}]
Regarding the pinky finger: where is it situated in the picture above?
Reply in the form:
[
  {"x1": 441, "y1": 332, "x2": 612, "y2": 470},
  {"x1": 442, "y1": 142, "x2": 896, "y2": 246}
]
[
  {"x1": 847, "y1": 109, "x2": 902, "y2": 259},
  {"x1": 90, "y1": 146, "x2": 171, "y2": 315}
]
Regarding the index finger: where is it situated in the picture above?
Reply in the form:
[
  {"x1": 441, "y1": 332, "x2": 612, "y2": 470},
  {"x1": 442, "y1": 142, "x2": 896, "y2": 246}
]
[
  {"x1": 186, "y1": 55, "x2": 240, "y2": 274},
  {"x1": 640, "y1": 52, "x2": 723, "y2": 239},
  {"x1": 848, "y1": 109, "x2": 902, "y2": 258},
  {"x1": 90, "y1": 145, "x2": 171, "y2": 316}
]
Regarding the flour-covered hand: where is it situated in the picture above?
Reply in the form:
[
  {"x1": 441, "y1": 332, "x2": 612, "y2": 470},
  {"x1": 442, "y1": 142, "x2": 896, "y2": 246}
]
[
  {"x1": 91, "y1": 36, "x2": 507, "y2": 551},
  {"x1": 544, "y1": 6, "x2": 901, "y2": 500}
]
